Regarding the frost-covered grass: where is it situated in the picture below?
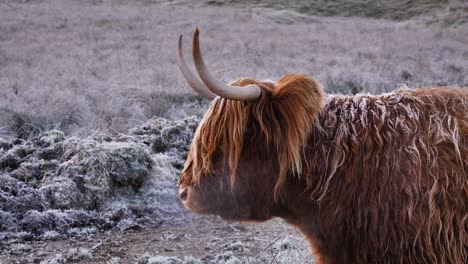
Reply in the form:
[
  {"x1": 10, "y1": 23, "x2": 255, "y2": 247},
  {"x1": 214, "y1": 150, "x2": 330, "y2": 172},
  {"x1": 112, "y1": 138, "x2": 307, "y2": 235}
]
[
  {"x1": 67, "y1": 247, "x2": 93, "y2": 261},
  {"x1": 137, "y1": 253, "x2": 242, "y2": 264},
  {"x1": 8, "y1": 243, "x2": 33, "y2": 255},
  {"x1": 0, "y1": 0, "x2": 466, "y2": 138},
  {"x1": 108, "y1": 257, "x2": 121, "y2": 264},
  {"x1": 138, "y1": 253, "x2": 201, "y2": 264},
  {"x1": 39, "y1": 248, "x2": 92, "y2": 263},
  {"x1": 40, "y1": 254, "x2": 66, "y2": 264},
  {"x1": 225, "y1": 241, "x2": 248, "y2": 253},
  {"x1": 66, "y1": 247, "x2": 93, "y2": 261},
  {"x1": 0, "y1": 117, "x2": 198, "y2": 240},
  {"x1": 203, "y1": 0, "x2": 448, "y2": 20}
]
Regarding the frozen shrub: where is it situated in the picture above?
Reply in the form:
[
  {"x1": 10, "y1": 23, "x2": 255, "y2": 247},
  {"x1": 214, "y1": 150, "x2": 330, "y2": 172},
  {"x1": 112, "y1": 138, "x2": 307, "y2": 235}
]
[
  {"x1": 224, "y1": 259, "x2": 242, "y2": 264},
  {"x1": 35, "y1": 144, "x2": 64, "y2": 160},
  {"x1": 0, "y1": 141, "x2": 39, "y2": 172},
  {"x1": 183, "y1": 256, "x2": 202, "y2": 264},
  {"x1": 214, "y1": 253, "x2": 241, "y2": 264},
  {"x1": 131, "y1": 116, "x2": 199, "y2": 171},
  {"x1": 0, "y1": 211, "x2": 18, "y2": 231},
  {"x1": 138, "y1": 253, "x2": 189, "y2": 264},
  {"x1": 41, "y1": 230, "x2": 62, "y2": 241},
  {"x1": 10, "y1": 231, "x2": 34, "y2": 241},
  {"x1": 40, "y1": 254, "x2": 67, "y2": 264},
  {"x1": 99, "y1": 152, "x2": 187, "y2": 227},
  {"x1": 0, "y1": 116, "x2": 194, "y2": 240},
  {"x1": 20, "y1": 210, "x2": 68, "y2": 233},
  {"x1": 159, "y1": 117, "x2": 199, "y2": 153},
  {"x1": 5, "y1": 110, "x2": 49, "y2": 140},
  {"x1": 0, "y1": 150, "x2": 21, "y2": 171},
  {"x1": 39, "y1": 177, "x2": 82, "y2": 209},
  {"x1": 226, "y1": 241, "x2": 247, "y2": 253},
  {"x1": 0, "y1": 174, "x2": 43, "y2": 213},
  {"x1": 10, "y1": 142, "x2": 36, "y2": 159},
  {"x1": 8, "y1": 243, "x2": 33, "y2": 255},
  {"x1": 67, "y1": 226, "x2": 97, "y2": 237},
  {"x1": 60, "y1": 139, "x2": 152, "y2": 187},
  {"x1": 56, "y1": 137, "x2": 153, "y2": 209},
  {"x1": 66, "y1": 247, "x2": 92, "y2": 261},
  {"x1": 20, "y1": 209, "x2": 96, "y2": 234},
  {"x1": 0, "y1": 173, "x2": 25, "y2": 194},
  {"x1": 33, "y1": 130, "x2": 65, "y2": 147},
  {"x1": 0, "y1": 138, "x2": 12, "y2": 150},
  {"x1": 131, "y1": 116, "x2": 199, "y2": 153},
  {"x1": 114, "y1": 217, "x2": 140, "y2": 231},
  {"x1": 108, "y1": 257, "x2": 121, "y2": 264},
  {"x1": 11, "y1": 159, "x2": 60, "y2": 187}
]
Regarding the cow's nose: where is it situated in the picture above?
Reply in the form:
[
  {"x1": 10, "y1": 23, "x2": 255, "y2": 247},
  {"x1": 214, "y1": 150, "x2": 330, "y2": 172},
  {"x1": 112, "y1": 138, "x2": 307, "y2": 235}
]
[{"x1": 179, "y1": 187, "x2": 188, "y2": 202}]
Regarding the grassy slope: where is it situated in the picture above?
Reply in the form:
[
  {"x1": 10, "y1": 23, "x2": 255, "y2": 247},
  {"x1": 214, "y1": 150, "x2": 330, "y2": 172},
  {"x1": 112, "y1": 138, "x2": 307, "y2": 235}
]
[
  {"x1": 0, "y1": 0, "x2": 466, "y2": 138},
  {"x1": 205, "y1": 0, "x2": 448, "y2": 20}
]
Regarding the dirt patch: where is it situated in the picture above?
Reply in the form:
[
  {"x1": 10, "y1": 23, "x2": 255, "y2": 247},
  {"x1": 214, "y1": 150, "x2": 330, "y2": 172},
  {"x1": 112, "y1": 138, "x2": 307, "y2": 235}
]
[{"x1": 1, "y1": 218, "x2": 314, "y2": 264}]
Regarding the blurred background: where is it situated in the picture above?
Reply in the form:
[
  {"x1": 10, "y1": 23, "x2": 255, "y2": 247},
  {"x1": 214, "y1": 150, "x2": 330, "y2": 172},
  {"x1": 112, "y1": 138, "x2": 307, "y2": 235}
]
[
  {"x1": 1, "y1": 0, "x2": 467, "y2": 138},
  {"x1": 0, "y1": 0, "x2": 467, "y2": 263}
]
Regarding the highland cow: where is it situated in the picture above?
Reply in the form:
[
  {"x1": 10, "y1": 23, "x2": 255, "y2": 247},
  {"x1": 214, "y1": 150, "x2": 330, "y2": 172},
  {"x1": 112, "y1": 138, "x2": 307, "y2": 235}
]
[{"x1": 177, "y1": 28, "x2": 467, "y2": 264}]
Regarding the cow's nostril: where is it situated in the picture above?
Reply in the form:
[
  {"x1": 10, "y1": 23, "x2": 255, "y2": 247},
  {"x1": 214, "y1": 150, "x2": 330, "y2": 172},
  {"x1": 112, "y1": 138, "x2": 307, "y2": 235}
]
[{"x1": 179, "y1": 187, "x2": 188, "y2": 202}]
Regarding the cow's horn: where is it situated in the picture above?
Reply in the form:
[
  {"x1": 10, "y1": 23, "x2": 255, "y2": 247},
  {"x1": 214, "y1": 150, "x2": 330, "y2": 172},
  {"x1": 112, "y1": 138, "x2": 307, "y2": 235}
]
[
  {"x1": 177, "y1": 34, "x2": 216, "y2": 99},
  {"x1": 192, "y1": 27, "x2": 261, "y2": 101}
]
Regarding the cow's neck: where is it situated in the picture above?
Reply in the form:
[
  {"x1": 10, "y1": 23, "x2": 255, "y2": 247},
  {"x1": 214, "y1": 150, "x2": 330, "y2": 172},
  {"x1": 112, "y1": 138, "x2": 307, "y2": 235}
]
[{"x1": 276, "y1": 185, "x2": 337, "y2": 264}]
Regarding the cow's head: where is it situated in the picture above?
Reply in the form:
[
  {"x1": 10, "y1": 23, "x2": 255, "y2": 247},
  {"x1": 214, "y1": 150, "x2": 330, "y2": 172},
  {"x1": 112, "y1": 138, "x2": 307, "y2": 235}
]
[{"x1": 177, "y1": 28, "x2": 324, "y2": 221}]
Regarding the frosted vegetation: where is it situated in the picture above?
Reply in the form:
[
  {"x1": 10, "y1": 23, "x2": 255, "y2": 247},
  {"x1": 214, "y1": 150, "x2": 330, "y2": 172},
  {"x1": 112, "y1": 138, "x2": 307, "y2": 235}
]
[
  {"x1": 0, "y1": 117, "x2": 198, "y2": 239},
  {"x1": 0, "y1": 0, "x2": 467, "y2": 138}
]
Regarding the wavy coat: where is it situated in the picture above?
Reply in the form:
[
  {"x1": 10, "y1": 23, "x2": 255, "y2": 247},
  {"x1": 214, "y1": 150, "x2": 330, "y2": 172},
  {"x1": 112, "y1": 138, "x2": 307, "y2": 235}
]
[{"x1": 181, "y1": 74, "x2": 467, "y2": 263}]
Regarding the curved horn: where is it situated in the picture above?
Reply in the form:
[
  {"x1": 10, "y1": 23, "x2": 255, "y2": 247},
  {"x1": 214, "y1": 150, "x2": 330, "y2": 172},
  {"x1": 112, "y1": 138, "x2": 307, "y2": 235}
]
[
  {"x1": 192, "y1": 27, "x2": 261, "y2": 101},
  {"x1": 177, "y1": 34, "x2": 216, "y2": 99}
]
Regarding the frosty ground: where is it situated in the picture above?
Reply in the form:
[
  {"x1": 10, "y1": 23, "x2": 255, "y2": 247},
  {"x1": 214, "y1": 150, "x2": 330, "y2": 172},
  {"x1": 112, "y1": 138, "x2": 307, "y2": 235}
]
[
  {"x1": 2, "y1": 217, "x2": 312, "y2": 264},
  {"x1": 0, "y1": 0, "x2": 467, "y2": 263},
  {"x1": 1, "y1": 0, "x2": 466, "y2": 137},
  {"x1": 0, "y1": 117, "x2": 311, "y2": 263}
]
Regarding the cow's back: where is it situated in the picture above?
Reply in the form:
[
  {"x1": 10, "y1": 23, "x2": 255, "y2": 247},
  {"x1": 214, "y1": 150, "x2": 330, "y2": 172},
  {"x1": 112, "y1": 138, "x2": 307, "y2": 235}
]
[{"x1": 303, "y1": 87, "x2": 467, "y2": 264}]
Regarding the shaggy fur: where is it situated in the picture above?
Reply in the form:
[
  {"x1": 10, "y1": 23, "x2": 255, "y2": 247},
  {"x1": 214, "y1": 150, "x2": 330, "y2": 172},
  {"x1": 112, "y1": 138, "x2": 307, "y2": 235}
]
[
  {"x1": 180, "y1": 74, "x2": 467, "y2": 264},
  {"x1": 181, "y1": 74, "x2": 324, "y2": 196},
  {"x1": 301, "y1": 87, "x2": 467, "y2": 263}
]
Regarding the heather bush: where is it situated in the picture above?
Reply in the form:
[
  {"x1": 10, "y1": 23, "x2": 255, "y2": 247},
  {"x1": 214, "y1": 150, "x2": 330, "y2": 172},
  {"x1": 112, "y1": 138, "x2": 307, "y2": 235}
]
[{"x1": 0, "y1": 117, "x2": 199, "y2": 239}]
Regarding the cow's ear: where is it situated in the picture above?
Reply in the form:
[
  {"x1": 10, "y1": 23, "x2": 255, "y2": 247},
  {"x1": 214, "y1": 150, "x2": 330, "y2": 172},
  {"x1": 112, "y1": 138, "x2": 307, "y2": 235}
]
[
  {"x1": 272, "y1": 74, "x2": 325, "y2": 121},
  {"x1": 230, "y1": 78, "x2": 275, "y2": 94},
  {"x1": 266, "y1": 74, "x2": 325, "y2": 194}
]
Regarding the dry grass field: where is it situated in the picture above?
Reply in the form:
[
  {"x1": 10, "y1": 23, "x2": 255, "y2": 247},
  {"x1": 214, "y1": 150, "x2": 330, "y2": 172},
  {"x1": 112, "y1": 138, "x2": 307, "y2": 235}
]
[
  {"x1": 0, "y1": 0, "x2": 466, "y2": 138},
  {"x1": 0, "y1": 0, "x2": 467, "y2": 263}
]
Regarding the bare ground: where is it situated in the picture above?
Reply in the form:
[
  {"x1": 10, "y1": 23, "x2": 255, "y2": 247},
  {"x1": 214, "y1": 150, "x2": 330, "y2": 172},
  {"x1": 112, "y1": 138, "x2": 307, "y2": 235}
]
[{"x1": 1, "y1": 218, "x2": 313, "y2": 264}]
